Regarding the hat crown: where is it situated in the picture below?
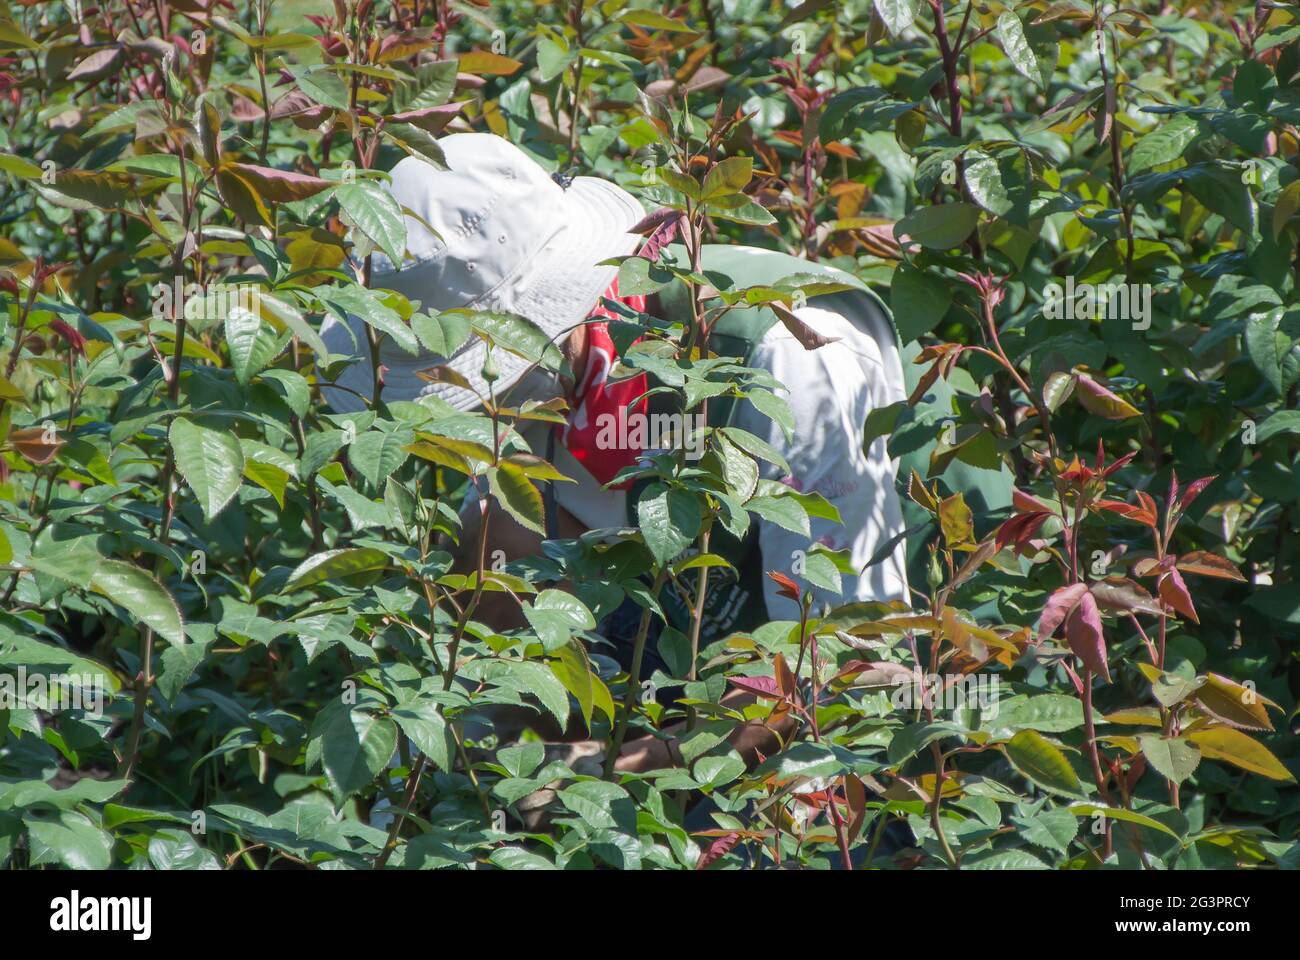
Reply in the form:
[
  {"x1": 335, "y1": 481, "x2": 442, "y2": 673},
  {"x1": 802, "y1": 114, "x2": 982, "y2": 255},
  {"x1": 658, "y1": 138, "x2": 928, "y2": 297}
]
[{"x1": 372, "y1": 133, "x2": 564, "y2": 310}]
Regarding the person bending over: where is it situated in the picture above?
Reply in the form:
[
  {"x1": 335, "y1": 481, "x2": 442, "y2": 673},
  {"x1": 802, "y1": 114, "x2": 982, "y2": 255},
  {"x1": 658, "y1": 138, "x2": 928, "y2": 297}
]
[{"x1": 321, "y1": 133, "x2": 909, "y2": 775}]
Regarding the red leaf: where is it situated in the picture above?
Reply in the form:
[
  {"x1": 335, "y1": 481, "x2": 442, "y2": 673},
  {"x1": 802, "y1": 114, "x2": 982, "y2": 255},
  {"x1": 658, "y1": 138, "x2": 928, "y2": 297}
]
[
  {"x1": 1065, "y1": 590, "x2": 1110, "y2": 682},
  {"x1": 1176, "y1": 475, "x2": 1216, "y2": 515},
  {"x1": 1125, "y1": 754, "x2": 1148, "y2": 794},
  {"x1": 1058, "y1": 455, "x2": 1095, "y2": 484},
  {"x1": 767, "y1": 570, "x2": 801, "y2": 601},
  {"x1": 1133, "y1": 555, "x2": 1174, "y2": 578},
  {"x1": 1012, "y1": 487, "x2": 1054, "y2": 513},
  {"x1": 1176, "y1": 550, "x2": 1246, "y2": 582},
  {"x1": 67, "y1": 46, "x2": 124, "y2": 82},
  {"x1": 1094, "y1": 498, "x2": 1156, "y2": 527},
  {"x1": 9, "y1": 426, "x2": 64, "y2": 465},
  {"x1": 1136, "y1": 491, "x2": 1159, "y2": 525},
  {"x1": 696, "y1": 831, "x2": 741, "y2": 870},
  {"x1": 1101, "y1": 450, "x2": 1139, "y2": 478},
  {"x1": 1036, "y1": 582, "x2": 1089, "y2": 643},
  {"x1": 1089, "y1": 577, "x2": 1162, "y2": 616},
  {"x1": 48, "y1": 318, "x2": 86, "y2": 356},
  {"x1": 995, "y1": 510, "x2": 1050, "y2": 549},
  {"x1": 387, "y1": 101, "x2": 466, "y2": 134},
  {"x1": 1074, "y1": 373, "x2": 1141, "y2": 419},
  {"x1": 1062, "y1": 661, "x2": 1085, "y2": 696},
  {"x1": 1158, "y1": 568, "x2": 1199, "y2": 623},
  {"x1": 771, "y1": 302, "x2": 840, "y2": 351},
  {"x1": 728, "y1": 675, "x2": 782, "y2": 699},
  {"x1": 630, "y1": 208, "x2": 684, "y2": 263},
  {"x1": 774, "y1": 653, "x2": 799, "y2": 704},
  {"x1": 223, "y1": 162, "x2": 334, "y2": 202}
]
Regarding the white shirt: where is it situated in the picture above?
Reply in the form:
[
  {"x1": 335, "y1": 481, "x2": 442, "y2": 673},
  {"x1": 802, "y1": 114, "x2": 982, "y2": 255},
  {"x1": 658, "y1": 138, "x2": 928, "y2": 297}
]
[{"x1": 544, "y1": 297, "x2": 910, "y2": 619}]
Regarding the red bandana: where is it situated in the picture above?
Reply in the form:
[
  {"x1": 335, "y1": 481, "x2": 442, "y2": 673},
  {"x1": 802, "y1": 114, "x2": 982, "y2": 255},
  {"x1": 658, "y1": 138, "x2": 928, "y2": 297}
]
[{"x1": 561, "y1": 276, "x2": 648, "y2": 488}]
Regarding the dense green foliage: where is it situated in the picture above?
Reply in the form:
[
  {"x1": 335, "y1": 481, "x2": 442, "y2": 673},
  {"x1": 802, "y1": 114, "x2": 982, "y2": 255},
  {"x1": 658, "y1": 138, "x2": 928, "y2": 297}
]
[{"x1": 0, "y1": 0, "x2": 1297, "y2": 871}]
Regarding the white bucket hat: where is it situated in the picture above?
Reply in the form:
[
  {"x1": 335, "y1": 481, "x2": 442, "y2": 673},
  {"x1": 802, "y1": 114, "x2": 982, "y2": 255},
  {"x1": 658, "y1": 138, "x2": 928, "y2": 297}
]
[{"x1": 319, "y1": 133, "x2": 646, "y2": 413}]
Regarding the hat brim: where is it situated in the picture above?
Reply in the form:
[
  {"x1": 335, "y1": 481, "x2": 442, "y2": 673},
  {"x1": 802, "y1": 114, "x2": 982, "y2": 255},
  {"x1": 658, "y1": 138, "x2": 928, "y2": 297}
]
[{"x1": 320, "y1": 174, "x2": 645, "y2": 414}]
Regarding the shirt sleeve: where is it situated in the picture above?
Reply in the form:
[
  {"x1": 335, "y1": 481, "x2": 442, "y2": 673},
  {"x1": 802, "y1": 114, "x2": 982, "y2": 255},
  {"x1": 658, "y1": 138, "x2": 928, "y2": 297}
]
[{"x1": 730, "y1": 303, "x2": 910, "y2": 621}]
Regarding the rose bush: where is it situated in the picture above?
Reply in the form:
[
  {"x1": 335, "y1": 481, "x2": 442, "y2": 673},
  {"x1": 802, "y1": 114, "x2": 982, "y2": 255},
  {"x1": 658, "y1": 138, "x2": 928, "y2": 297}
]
[{"x1": 0, "y1": 0, "x2": 1296, "y2": 870}]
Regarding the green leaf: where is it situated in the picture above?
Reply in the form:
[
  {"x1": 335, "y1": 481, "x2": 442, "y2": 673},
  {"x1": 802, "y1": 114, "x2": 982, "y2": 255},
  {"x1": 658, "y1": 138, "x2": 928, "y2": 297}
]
[
  {"x1": 261, "y1": 292, "x2": 329, "y2": 358},
  {"x1": 393, "y1": 701, "x2": 454, "y2": 772},
  {"x1": 489, "y1": 460, "x2": 546, "y2": 535},
  {"x1": 996, "y1": 13, "x2": 1039, "y2": 85},
  {"x1": 538, "y1": 36, "x2": 577, "y2": 82},
  {"x1": 349, "y1": 428, "x2": 413, "y2": 487},
  {"x1": 1244, "y1": 308, "x2": 1300, "y2": 396},
  {"x1": 888, "y1": 721, "x2": 964, "y2": 764},
  {"x1": 148, "y1": 829, "x2": 221, "y2": 870},
  {"x1": 156, "y1": 639, "x2": 211, "y2": 702},
  {"x1": 489, "y1": 846, "x2": 558, "y2": 869},
  {"x1": 1012, "y1": 807, "x2": 1078, "y2": 854},
  {"x1": 873, "y1": 0, "x2": 916, "y2": 36},
  {"x1": 224, "y1": 304, "x2": 281, "y2": 385},
  {"x1": 321, "y1": 708, "x2": 398, "y2": 799},
  {"x1": 550, "y1": 640, "x2": 613, "y2": 732},
  {"x1": 292, "y1": 65, "x2": 352, "y2": 110},
  {"x1": 720, "y1": 426, "x2": 789, "y2": 473},
  {"x1": 895, "y1": 203, "x2": 980, "y2": 250},
  {"x1": 742, "y1": 389, "x2": 795, "y2": 440},
  {"x1": 169, "y1": 417, "x2": 245, "y2": 521},
  {"x1": 336, "y1": 180, "x2": 408, "y2": 265},
  {"x1": 322, "y1": 284, "x2": 420, "y2": 357},
  {"x1": 24, "y1": 810, "x2": 113, "y2": 870},
  {"x1": 990, "y1": 694, "x2": 1084, "y2": 733},
  {"x1": 1006, "y1": 730, "x2": 1083, "y2": 796},
  {"x1": 411, "y1": 310, "x2": 472, "y2": 356},
  {"x1": 636, "y1": 484, "x2": 701, "y2": 566},
  {"x1": 1129, "y1": 115, "x2": 1198, "y2": 174},
  {"x1": 706, "y1": 194, "x2": 777, "y2": 226},
  {"x1": 89, "y1": 560, "x2": 186, "y2": 648},
  {"x1": 497, "y1": 660, "x2": 571, "y2": 730},
  {"x1": 746, "y1": 494, "x2": 810, "y2": 536},
  {"x1": 1042, "y1": 371, "x2": 1076, "y2": 412},
  {"x1": 821, "y1": 87, "x2": 916, "y2": 140},
  {"x1": 382, "y1": 123, "x2": 449, "y2": 168},
  {"x1": 964, "y1": 849, "x2": 1050, "y2": 869},
  {"x1": 752, "y1": 741, "x2": 848, "y2": 780},
  {"x1": 891, "y1": 262, "x2": 952, "y2": 342},
  {"x1": 285, "y1": 547, "x2": 390, "y2": 591},
  {"x1": 617, "y1": 9, "x2": 696, "y2": 31},
  {"x1": 467, "y1": 311, "x2": 562, "y2": 369},
  {"x1": 1187, "y1": 727, "x2": 1295, "y2": 781},
  {"x1": 963, "y1": 150, "x2": 1033, "y2": 225},
  {"x1": 524, "y1": 589, "x2": 596, "y2": 652},
  {"x1": 1184, "y1": 164, "x2": 1257, "y2": 236},
  {"x1": 1246, "y1": 584, "x2": 1300, "y2": 624},
  {"x1": 1138, "y1": 734, "x2": 1201, "y2": 784},
  {"x1": 1256, "y1": 410, "x2": 1300, "y2": 443},
  {"x1": 0, "y1": 777, "x2": 128, "y2": 811},
  {"x1": 701, "y1": 156, "x2": 752, "y2": 199},
  {"x1": 1068, "y1": 803, "x2": 1183, "y2": 840},
  {"x1": 391, "y1": 59, "x2": 458, "y2": 113}
]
